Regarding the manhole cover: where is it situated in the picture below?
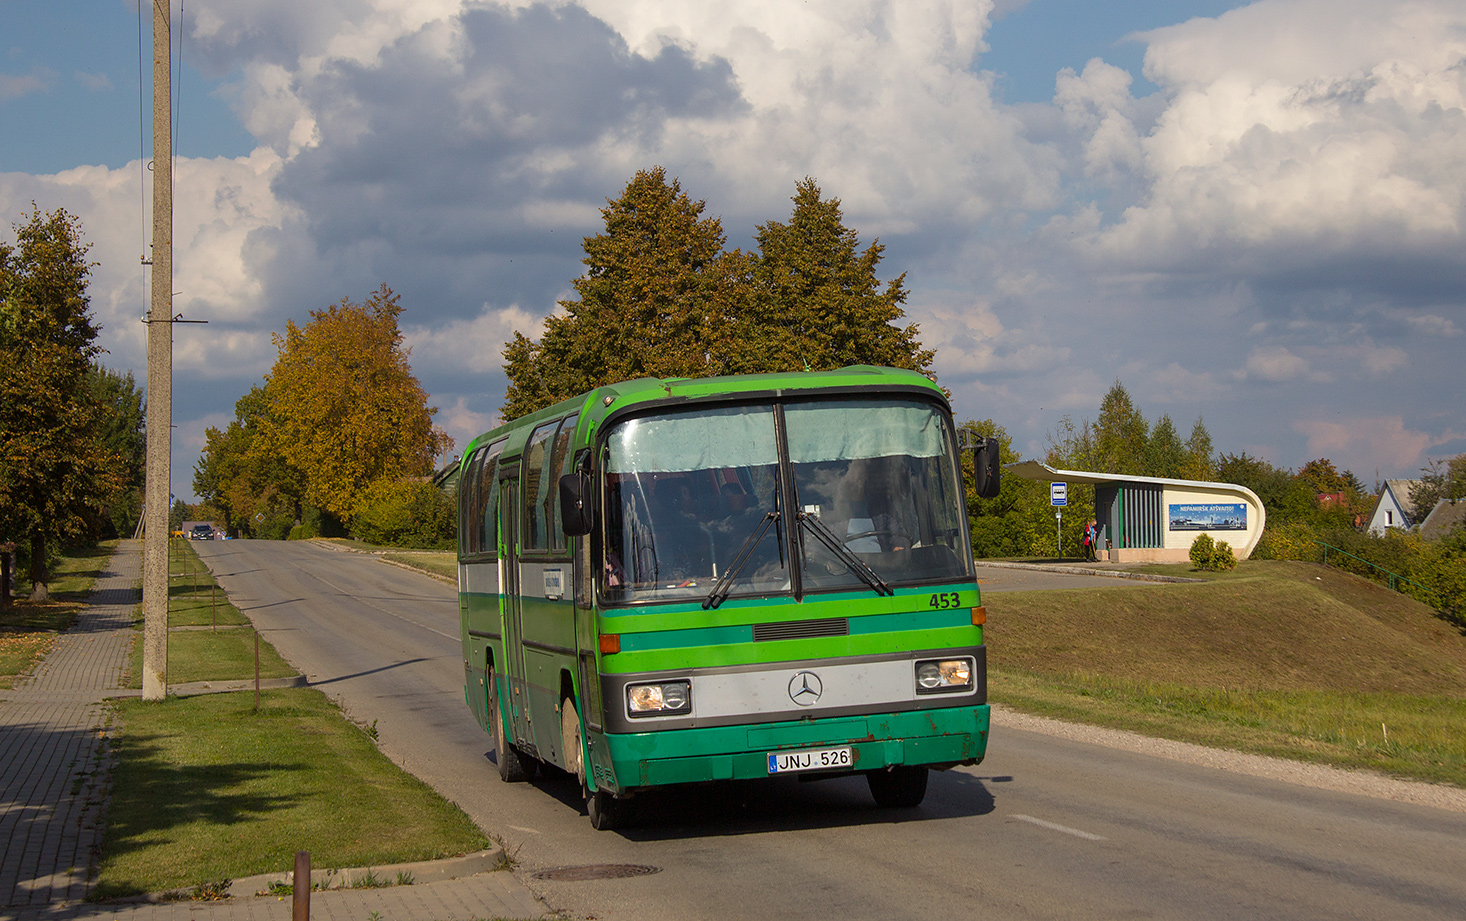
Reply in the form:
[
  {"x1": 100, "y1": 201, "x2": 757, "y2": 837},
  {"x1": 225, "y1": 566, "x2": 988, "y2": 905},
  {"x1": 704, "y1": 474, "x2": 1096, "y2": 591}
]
[{"x1": 532, "y1": 864, "x2": 662, "y2": 882}]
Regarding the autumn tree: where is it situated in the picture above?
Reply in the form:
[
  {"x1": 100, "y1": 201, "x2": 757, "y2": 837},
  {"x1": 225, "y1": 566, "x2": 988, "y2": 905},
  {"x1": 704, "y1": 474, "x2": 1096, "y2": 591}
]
[
  {"x1": 0, "y1": 207, "x2": 120, "y2": 598},
  {"x1": 264, "y1": 284, "x2": 450, "y2": 520},
  {"x1": 503, "y1": 169, "x2": 933, "y2": 420}
]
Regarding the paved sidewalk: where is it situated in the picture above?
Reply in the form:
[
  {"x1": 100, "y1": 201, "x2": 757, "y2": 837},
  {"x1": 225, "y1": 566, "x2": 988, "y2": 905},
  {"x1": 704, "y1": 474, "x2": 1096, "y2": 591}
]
[
  {"x1": 1, "y1": 542, "x2": 137, "y2": 911},
  {"x1": 1, "y1": 542, "x2": 548, "y2": 921}
]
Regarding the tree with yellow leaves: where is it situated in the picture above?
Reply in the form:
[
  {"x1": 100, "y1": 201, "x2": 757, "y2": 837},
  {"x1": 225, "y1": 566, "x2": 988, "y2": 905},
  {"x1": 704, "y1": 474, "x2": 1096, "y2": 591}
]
[{"x1": 264, "y1": 284, "x2": 451, "y2": 521}]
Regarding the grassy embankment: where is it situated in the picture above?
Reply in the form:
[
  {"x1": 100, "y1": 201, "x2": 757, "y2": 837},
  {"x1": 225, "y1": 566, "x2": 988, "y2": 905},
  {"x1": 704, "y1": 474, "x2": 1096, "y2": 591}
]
[
  {"x1": 97, "y1": 538, "x2": 488, "y2": 899},
  {"x1": 0, "y1": 541, "x2": 115, "y2": 687},
  {"x1": 985, "y1": 559, "x2": 1466, "y2": 787}
]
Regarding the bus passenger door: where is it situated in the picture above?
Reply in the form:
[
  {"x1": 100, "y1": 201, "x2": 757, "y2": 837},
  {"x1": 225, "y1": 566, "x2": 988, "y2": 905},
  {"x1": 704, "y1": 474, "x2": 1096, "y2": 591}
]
[{"x1": 499, "y1": 477, "x2": 534, "y2": 753}]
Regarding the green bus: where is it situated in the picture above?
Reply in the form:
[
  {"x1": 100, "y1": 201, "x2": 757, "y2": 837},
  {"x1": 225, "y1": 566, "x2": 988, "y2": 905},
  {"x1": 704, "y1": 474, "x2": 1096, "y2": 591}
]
[{"x1": 457, "y1": 366, "x2": 1001, "y2": 828}]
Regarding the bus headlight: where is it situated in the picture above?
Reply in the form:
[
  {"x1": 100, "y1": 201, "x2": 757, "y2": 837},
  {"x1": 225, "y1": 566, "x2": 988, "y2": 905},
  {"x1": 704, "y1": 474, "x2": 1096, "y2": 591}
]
[
  {"x1": 626, "y1": 681, "x2": 692, "y2": 717},
  {"x1": 915, "y1": 658, "x2": 973, "y2": 694}
]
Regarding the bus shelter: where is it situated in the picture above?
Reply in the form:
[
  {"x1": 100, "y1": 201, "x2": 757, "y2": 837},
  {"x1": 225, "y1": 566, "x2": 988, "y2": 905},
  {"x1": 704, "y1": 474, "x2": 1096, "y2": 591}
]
[{"x1": 1007, "y1": 461, "x2": 1266, "y2": 562}]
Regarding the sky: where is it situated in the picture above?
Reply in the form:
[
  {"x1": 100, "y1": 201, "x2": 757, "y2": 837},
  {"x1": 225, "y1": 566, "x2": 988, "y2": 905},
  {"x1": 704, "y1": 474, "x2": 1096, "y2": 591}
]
[{"x1": 2, "y1": 0, "x2": 1463, "y2": 502}]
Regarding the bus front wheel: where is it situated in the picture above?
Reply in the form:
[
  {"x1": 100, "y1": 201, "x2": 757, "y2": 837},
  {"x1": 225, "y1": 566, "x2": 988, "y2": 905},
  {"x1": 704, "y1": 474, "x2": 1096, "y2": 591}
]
[
  {"x1": 867, "y1": 766, "x2": 928, "y2": 808},
  {"x1": 490, "y1": 668, "x2": 529, "y2": 783},
  {"x1": 587, "y1": 788, "x2": 621, "y2": 831}
]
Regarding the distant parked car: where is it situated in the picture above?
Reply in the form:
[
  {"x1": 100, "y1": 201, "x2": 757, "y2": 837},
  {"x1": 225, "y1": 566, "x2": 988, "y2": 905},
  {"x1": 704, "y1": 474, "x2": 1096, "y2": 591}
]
[{"x1": 189, "y1": 524, "x2": 214, "y2": 540}]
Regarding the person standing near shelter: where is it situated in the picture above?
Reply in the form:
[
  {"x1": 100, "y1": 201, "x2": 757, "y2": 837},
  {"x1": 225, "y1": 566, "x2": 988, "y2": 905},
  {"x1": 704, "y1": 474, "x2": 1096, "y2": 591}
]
[{"x1": 1082, "y1": 518, "x2": 1097, "y2": 562}]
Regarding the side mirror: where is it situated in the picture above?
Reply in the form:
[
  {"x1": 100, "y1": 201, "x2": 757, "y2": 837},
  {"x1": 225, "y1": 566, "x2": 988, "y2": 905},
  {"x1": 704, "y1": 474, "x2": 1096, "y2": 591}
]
[
  {"x1": 559, "y1": 472, "x2": 593, "y2": 536},
  {"x1": 972, "y1": 437, "x2": 1001, "y2": 499}
]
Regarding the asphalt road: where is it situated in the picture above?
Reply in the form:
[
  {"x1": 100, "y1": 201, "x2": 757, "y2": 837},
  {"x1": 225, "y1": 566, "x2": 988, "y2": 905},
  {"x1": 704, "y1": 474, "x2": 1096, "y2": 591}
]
[{"x1": 195, "y1": 540, "x2": 1466, "y2": 921}]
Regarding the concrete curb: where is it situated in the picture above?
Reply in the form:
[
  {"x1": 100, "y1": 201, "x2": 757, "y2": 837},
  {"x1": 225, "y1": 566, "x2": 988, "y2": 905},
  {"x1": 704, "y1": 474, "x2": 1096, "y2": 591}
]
[
  {"x1": 107, "y1": 675, "x2": 310, "y2": 699},
  {"x1": 976, "y1": 560, "x2": 1204, "y2": 583},
  {"x1": 224, "y1": 848, "x2": 506, "y2": 900}
]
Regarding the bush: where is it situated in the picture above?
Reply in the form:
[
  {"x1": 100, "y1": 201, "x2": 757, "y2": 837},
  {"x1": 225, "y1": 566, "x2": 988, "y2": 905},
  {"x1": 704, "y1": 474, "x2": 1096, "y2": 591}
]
[
  {"x1": 1251, "y1": 520, "x2": 1323, "y2": 562},
  {"x1": 1189, "y1": 533, "x2": 1237, "y2": 572},
  {"x1": 350, "y1": 479, "x2": 455, "y2": 549}
]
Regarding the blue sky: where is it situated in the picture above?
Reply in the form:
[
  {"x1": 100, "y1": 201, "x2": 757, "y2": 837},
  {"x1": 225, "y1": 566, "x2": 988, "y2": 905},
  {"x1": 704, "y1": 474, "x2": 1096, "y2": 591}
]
[{"x1": 2, "y1": 0, "x2": 1463, "y2": 501}]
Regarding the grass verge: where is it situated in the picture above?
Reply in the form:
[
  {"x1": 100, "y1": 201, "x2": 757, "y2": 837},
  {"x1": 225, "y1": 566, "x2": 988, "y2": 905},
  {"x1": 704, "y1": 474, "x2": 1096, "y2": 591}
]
[
  {"x1": 126, "y1": 629, "x2": 298, "y2": 687},
  {"x1": 124, "y1": 539, "x2": 292, "y2": 688},
  {"x1": 0, "y1": 541, "x2": 117, "y2": 687},
  {"x1": 164, "y1": 540, "x2": 249, "y2": 628},
  {"x1": 985, "y1": 559, "x2": 1466, "y2": 787},
  {"x1": 96, "y1": 689, "x2": 489, "y2": 899},
  {"x1": 380, "y1": 551, "x2": 456, "y2": 581},
  {"x1": 993, "y1": 668, "x2": 1466, "y2": 787}
]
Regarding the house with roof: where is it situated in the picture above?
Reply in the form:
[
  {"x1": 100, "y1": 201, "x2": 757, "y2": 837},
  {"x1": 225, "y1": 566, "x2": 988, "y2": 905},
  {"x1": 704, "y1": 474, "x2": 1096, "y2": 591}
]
[
  {"x1": 1366, "y1": 479, "x2": 1421, "y2": 535},
  {"x1": 1419, "y1": 498, "x2": 1466, "y2": 541}
]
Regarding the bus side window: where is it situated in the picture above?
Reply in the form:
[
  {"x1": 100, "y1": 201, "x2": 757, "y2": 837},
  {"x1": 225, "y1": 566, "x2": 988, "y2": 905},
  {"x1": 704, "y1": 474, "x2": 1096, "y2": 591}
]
[
  {"x1": 459, "y1": 448, "x2": 485, "y2": 556},
  {"x1": 522, "y1": 422, "x2": 559, "y2": 552},
  {"x1": 547, "y1": 417, "x2": 575, "y2": 552},
  {"x1": 480, "y1": 447, "x2": 502, "y2": 559}
]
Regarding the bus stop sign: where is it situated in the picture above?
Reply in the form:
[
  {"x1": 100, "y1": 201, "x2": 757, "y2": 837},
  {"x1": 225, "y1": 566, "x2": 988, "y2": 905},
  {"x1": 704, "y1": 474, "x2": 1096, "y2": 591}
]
[{"x1": 1050, "y1": 482, "x2": 1068, "y2": 507}]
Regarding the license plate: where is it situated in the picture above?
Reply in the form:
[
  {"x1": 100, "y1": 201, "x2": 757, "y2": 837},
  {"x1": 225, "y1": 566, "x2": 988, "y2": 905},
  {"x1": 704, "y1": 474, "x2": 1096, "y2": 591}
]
[{"x1": 767, "y1": 746, "x2": 852, "y2": 774}]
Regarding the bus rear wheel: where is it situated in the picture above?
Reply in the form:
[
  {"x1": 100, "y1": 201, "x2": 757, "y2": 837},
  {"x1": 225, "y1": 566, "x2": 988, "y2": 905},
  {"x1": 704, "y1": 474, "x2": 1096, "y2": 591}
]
[
  {"x1": 867, "y1": 765, "x2": 928, "y2": 808},
  {"x1": 490, "y1": 668, "x2": 529, "y2": 783}
]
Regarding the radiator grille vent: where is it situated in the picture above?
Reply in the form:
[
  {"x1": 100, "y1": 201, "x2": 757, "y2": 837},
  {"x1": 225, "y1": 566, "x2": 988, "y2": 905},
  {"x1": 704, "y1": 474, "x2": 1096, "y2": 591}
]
[{"x1": 752, "y1": 617, "x2": 849, "y2": 641}]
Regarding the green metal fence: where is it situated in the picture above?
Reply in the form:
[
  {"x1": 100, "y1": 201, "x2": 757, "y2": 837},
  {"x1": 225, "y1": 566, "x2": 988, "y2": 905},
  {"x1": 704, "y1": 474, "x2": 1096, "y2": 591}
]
[{"x1": 1315, "y1": 540, "x2": 1435, "y2": 598}]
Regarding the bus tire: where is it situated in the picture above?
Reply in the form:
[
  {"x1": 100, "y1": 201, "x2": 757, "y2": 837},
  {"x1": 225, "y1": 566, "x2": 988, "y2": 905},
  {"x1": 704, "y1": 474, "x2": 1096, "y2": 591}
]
[
  {"x1": 561, "y1": 696, "x2": 584, "y2": 782},
  {"x1": 867, "y1": 765, "x2": 928, "y2": 808},
  {"x1": 490, "y1": 668, "x2": 529, "y2": 783},
  {"x1": 587, "y1": 788, "x2": 621, "y2": 831}
]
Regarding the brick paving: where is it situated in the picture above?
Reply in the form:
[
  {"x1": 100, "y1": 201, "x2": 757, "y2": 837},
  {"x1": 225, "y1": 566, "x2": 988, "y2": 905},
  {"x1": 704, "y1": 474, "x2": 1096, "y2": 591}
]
[
  {"x1": 1, "y1": 542, "x2": 547, "y2": 921},
  {"x1": 1, "y1": 541, "x2": 137, "y2": 912}
]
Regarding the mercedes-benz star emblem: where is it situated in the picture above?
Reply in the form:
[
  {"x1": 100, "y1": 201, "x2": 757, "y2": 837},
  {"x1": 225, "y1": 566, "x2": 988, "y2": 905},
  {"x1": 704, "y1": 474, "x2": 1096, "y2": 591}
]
[{"x1": 788, "y1": 671, "x2": 823, "y2": 706}]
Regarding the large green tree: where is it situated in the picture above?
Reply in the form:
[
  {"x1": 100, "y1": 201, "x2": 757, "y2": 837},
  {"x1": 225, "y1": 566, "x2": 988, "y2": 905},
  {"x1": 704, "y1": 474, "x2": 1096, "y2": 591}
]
[
  {"x1": 1047, "y1": 382, "x2": 1215, "y2": 481},
  {"x1": 194, "y1": 385, "x2": 303, "y2": 537},
  {"x1": 502, "y1": 169, "x2": 933, "y2": 420},
  {"x1": 719, "y1": 177, "x2": 931, "y2": 376},
  {"x1": 87, "y1": 364, "x2": 146, "y2": 538},
  {"x1": 0, "y1": 207, "x2": 120, "y2": 598},
  {"x1": 503, "y1": 167, "x2": 729, "y2": 418}
]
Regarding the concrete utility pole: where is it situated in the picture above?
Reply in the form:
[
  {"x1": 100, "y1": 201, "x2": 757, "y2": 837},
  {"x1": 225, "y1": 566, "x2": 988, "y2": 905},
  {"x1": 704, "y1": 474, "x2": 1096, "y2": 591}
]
[{"x1": 141, "y1": 0, "x2": 172, "y2": 701}]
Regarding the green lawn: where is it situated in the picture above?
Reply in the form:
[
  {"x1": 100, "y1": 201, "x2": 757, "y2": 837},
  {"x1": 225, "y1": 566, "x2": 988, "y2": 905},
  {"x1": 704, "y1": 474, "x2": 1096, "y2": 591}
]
[
  {"x1": 985, "y1": 559, "x2": 1466, "y2": 786},
  {"x1": 126, "y1": 628, "x2": 298, "y2": 687},
  {"x1": 96, "y1": 690, "x2": 488, "y2": 898}
]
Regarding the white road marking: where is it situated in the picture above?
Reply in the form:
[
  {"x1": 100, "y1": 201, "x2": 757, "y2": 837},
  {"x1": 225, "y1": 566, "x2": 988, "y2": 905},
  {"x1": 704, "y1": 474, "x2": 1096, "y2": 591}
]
[
  {"x1": 1011, "y1": 814, "x2": 1106, "y2": 841},
  {"x1": 507, "y1": 825, "x2": 541, "y2": 834}
]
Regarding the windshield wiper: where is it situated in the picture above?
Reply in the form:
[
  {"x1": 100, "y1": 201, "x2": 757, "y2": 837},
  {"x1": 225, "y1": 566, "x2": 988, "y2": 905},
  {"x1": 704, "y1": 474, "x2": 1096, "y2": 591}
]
[
  {"x1": 797, "y1": 511, "x2": 893, "y2": 597},
  {"x1": 702, "y1": 511, "x2": 780, "y2": 610}
]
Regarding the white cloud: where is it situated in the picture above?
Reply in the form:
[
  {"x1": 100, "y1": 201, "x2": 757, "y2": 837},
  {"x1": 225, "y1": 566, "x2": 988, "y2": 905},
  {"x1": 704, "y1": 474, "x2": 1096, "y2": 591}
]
[
  {"x1": 434, "y1": 395, "x2": 499, "y2": 458},
  {"x1": 1235, "y1": 344, "x2": 1315, "y2": 383},
  {"x1": 1294, "y1": 415, "x2": 1440, "y2": 475},
  {"x1": 0, "y1": 71, "x2": 47, "y2": 100},
  {"x1": 1078, "y1": 0, "x2": 1466, "y2": 271},
  {"x1": 402, "y1": 302, "x2": 545, "y2": 376}
]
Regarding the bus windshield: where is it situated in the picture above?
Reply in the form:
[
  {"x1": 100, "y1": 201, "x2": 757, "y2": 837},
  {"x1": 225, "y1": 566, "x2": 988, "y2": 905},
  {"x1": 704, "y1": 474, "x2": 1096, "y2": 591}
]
[{"x1": 600, "y1": 398, "x2": 972, "y2": 604}]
